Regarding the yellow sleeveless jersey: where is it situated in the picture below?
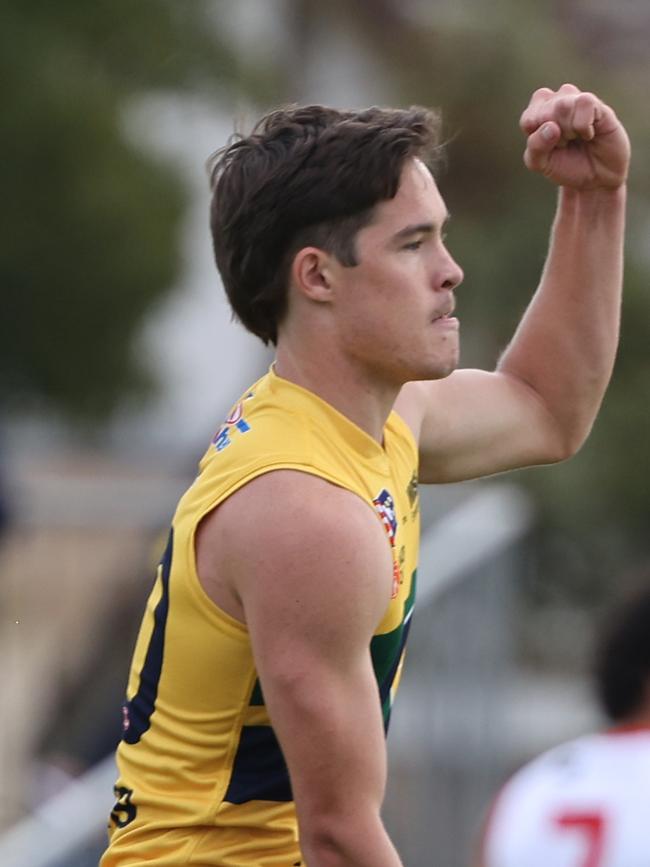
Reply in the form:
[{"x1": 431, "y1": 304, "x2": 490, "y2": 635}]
[{"x1": 101, "y1": 367, "x2": 420, "y2": 867}]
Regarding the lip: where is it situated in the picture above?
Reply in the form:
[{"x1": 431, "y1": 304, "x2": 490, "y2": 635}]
[{"x1": 431, "y1": 315, "x2": 459, "y2": 329}]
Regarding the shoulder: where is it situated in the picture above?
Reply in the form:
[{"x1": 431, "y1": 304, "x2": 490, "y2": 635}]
[
  {"x1": 221, "y1": 470, "x2": 390, "y2": 568},
  {"x1": 204, "y1": 470, "x2": 395, "y2": 628},
  {"x1": 500, "y1": 738, "x2": 588, "y2": 794},
  {"x1": 219, "y1": 469, "x2": 382, "y2": 533},
  {"x1": 392, "y1": 380, "x2": 430, "y2": 443}
]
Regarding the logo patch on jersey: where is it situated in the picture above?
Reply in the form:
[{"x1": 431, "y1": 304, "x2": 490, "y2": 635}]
[
  {"x1": 373, "y1": 488, "x2": 401, "y2": 598},
  {"x1": 373, "y1": 489, "x2": 397, "y2": 546},
  {"x1": 121, "y1": 703, "x2": 130, "y2": 733},
  {"x1": 212, "y1": 392, "x2": 255, "y2": 452},
  {"x1": 407, "y1": 472, "x2": 418, "y2": 507}
]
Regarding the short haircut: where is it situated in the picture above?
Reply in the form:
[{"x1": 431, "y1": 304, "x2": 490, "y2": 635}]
[
  {"x1": 594, "y1": 584, "x2": 650, "y2": 722},
  {"x1": 208, "y1": 104, "x2": 443, "y2": 344}
]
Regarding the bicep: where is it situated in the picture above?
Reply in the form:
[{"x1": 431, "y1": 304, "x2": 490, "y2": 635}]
[
  {"x1": 395, "y1": 370, "x2": 567, "y2": 483},
  {"x1": 250, "y1": 625, "x2": 388, "y2": 823},
  {"x1": 223, "y1": 472, "x2": 394, "y2": 822}
]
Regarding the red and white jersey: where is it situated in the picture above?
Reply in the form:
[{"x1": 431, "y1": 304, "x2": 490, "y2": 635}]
[{"x1": 482, "y1": 728, "x2": 650, "y2": 867}]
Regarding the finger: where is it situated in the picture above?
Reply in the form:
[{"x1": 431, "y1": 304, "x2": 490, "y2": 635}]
[
  {"x1": 520, "y1": 87, "x2": 555, "y2": 135},
  {"x1": 520, "y1": 83, "x2": 584, "y2": 136},
  {"x1": 572, "y1": 92, "x2": 599, "y2": 141},
  {"x1": 556, "y1": 82, "x2": 581, "y2": 95},
  {"x1": 523, "y1": 121, "x2": 562, "y2": 173},
  {"x1": 552, "y1": 95, "x2": 580, "y2": 142},
  {"x1": 591, "y1": 99, "x2": 621, "y2": 138}
]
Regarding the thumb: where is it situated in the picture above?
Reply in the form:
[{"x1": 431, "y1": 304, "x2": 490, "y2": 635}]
[{"x1": 523, "y1": 121, "x2": 562, "y2": 172}]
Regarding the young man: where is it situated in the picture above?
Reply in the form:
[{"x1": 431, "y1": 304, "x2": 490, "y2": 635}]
[
  {"x1": 101, "y1": 84, "x2": 629, "y2": 866},
  {"x1": 478, "y1": 585, "x2": 650, "y2": 867}
]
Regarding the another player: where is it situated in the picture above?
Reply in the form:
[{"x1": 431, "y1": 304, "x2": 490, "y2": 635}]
[
  {"x1": 478, "y1": 584, "x2": 650, "y2": 867},
  {"x1": 101, "y1": 85, "x2": 629, "y2": 866}
]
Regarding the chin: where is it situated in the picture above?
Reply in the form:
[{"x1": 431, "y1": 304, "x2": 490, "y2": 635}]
[
  {"x1": 387, "y1": 349, "x2": 458, "y2": 386},
  {"x1": 417, "y1": 355, "x2": 458, "y2": 382},
  {"x1": 427, "y1": 367, "x2": 456, "y2": 382}
]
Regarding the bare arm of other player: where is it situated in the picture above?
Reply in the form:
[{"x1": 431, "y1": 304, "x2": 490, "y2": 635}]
[
  {"x1": 196, "y1": 470, "x2": 404, "y2": 867},
  {"x1": 396, "y1": 84, "x2": 630, "y2": 483}
]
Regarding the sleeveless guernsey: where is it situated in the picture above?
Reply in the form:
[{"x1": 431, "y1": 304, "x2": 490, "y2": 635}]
[
  {"x1": 483, "y1": 728, "x2": 650, "y2": 867},
  {"x1": 101, "y1": 367, "x2": 420, "y2": 866}
]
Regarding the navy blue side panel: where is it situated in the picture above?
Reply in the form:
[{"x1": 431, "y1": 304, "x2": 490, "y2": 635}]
[
  {"x1": 123, "y1": 529, "x2": 173, "y2": 745},
  {"x1": 224, "y1": 726, "x2": 293, "y2": 803},
  {"x1": 249, "y1": 678, "x2": 265, "y2": 706}
]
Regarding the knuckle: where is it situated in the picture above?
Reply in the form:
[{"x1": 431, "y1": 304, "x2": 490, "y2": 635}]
[
  {"x1": 553, "y1": 95, "x2": 574, "y2": 116},
  {"x1": 575, "y1": 91, "x2": 598, "y2": 107},
  {"x1": 532, "y1": 87, "x2": 554, "y2": 101},
  {"x1": 519, "y1": 114, "x2": 535, "y2": 132},
  {"x1": 558, "y1": 82, "x2": 580, "y2": 93}
]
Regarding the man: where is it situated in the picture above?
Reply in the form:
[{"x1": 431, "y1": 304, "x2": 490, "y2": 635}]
[
  {"x1": 101, "y1": 84, "x2": 629, "y2": 866},
  {"x1": 478, "y1": 585, "x2": 650, "y2": 867}
]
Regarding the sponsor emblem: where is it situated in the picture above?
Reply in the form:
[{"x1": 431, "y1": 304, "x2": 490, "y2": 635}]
[
  {"x1": 212, "y1": 392, "x2": 255, "y2": 452},
  {"x1": 122, "y1": 703, "x2": 130, "y2": 733}
]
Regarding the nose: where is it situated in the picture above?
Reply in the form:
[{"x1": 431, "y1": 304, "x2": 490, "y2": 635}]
[{"x1": 439, "y1": 246, "x2": 464, "y2": 292}]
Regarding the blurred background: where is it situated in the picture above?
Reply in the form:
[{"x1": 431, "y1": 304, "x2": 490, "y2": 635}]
[{"x1": 1, "y1": 1, "x2": 649, "y2": 865}]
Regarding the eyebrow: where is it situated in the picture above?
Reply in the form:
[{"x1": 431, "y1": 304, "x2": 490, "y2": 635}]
[{"x1": 391, "y1": 216, "x2": 450, "y2": 242}]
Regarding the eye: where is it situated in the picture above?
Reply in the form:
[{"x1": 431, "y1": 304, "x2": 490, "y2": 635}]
[{"x1": 402, "y1": 239, "x2": 423, "y2": 251}]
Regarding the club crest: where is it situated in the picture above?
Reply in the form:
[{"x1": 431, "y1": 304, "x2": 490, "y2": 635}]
[
  {"x1": 373, "y1": 489, "x2": 397, "y2": 546},
  {"x1": 373, "y1": 489, "x2": 402, "y2": 598}
]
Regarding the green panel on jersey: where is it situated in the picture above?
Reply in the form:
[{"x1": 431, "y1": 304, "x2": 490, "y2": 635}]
[{"x1": 370, "y1": 570, "x2": 417, "y2": 725}]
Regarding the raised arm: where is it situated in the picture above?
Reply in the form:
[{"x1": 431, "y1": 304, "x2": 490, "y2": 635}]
[
  {"x1": 396, "y1": 84, "x2": 630, "y2": 483},
  {"x1": 199, "y1": 470, "x2": 404, "y2": 867}
]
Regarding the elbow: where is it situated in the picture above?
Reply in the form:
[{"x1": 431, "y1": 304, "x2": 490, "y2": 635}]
[
  {"x1": 300, "y1": 822, "x2": 356, "y2": 867},
  {"x1": 542, "y1": 423, "x2": 592, "y2": 465},
  {"x1": 560, "y1": 435, "x2": 589, "y2": 462},
  {"x1": 299, "y1": 810, "x2": 387, "y2": 867},
  {"x1": 301, "y1": 834, "x2": 349, "y2": 867}
]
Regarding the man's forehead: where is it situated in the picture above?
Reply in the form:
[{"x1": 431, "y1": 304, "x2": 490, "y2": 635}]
[
  {"x1": 399, "y1": 157, "x2": 444, "y2": 205},
  {"x1": 369, "y1": 158, "x2": 448, "y2": 232},
  {"x1": 410, "y1": 156, "x2": 436, "y2": 185}
]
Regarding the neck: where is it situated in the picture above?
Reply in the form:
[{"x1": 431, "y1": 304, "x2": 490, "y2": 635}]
[
  {"x1": 274, "y1": 342, "x2": 400, "y2": 444},
  {"x1": 608, "y1": 708, "x2": 650, "y2": 734}
]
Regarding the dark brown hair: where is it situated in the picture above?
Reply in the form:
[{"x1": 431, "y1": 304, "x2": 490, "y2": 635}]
[
  {"x1": 594, "y1": 583, "x2": 650, "y2": 722},
  {"x1": 208, "y1": 104, "x2": 443, "y2": 344}
]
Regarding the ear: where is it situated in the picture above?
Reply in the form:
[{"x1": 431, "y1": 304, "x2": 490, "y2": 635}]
[{"x1": 290, "y1": 246, "x2": 335, "y2": 303}]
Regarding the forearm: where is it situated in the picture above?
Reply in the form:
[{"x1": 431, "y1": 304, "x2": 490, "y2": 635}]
[
  {"x1": 300, "y1": 809, "x2": 403, "y2": 867},
  {"x1": 498, "y1": 183, "x2": 626, "y2": 454}
]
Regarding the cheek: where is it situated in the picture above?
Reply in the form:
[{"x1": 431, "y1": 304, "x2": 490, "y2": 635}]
[{"x1": 335, "y1": 257, "x2": 425, "y2": 335}]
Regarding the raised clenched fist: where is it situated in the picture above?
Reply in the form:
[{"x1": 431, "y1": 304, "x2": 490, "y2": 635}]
[{"x1": 520, "y1": 83, "x2": 630, "y2": 190}]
